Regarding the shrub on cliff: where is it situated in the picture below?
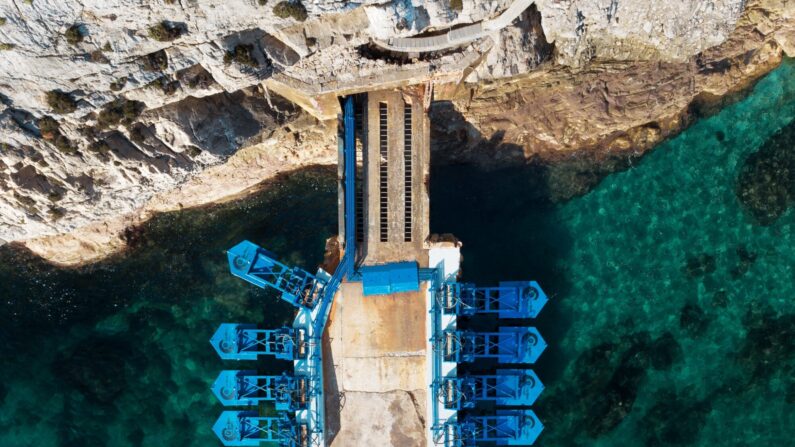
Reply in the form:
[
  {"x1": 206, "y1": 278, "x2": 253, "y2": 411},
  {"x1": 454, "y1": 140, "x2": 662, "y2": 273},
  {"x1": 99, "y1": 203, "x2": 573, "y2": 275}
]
[
  {"x1": 109, "y1": 77, "x2": 128, "y2": 92},
  {"x1": 37, "y1": 116, "x2": 77, "y2": 154},
  {"x1": 0, "y1": 17, "x2": 7, "y2": 26},
  {"x1": 147, "y1": 76, "x2": 180, "y2": 95},
  {"x1": 89, "y1": 140, "x2": 112, "y2": 154},
  {"x1": 45, "y1": 90, "x2": 78, "y2": 114},
  {"x1": 65, "y1": 24, "x2": 84, "y2": 45},
  {"x1": 148, "y1": 21, "x2": 186, "y2": 42},
  {"x1": 37, "y1": 116, "x2": 60, "y2": 136},
  {"x1": 450, "y1": 0, "x2": 463, "y2": 12},
  {"x1": 89, "y1": 49, "x2": 109, "y2": 63},
  {"x1": 129, "y1": 124, "x2": 146, "y2": 144},
  {"x1": 273, "y1": 1, "x2": 307, "y2": 21},
  {"x1": 143, "y1": 49, "x2": 169, "y2": 71},
  {"x1": 0, "y1": 43, "x2": 14, "y2": 51},
  {"x1": 97, "y1": 98, "x2": 145, "y2": 129},
  {"x1": 223, "y1": 44, "x2": 259, "y2": 68}
]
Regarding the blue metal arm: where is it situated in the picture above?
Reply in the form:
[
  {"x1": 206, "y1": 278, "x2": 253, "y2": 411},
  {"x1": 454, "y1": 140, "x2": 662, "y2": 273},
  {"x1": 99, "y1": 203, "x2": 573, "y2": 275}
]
[{"x1": 228, "y1": 241, "x2": 328, "y2": 310}]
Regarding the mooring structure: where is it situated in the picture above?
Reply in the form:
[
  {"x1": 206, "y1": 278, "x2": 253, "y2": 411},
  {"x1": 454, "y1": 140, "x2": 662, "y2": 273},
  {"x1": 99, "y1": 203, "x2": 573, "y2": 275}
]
[{"x1": 210, "y1": 91, "x2": 548, "y2": 446}]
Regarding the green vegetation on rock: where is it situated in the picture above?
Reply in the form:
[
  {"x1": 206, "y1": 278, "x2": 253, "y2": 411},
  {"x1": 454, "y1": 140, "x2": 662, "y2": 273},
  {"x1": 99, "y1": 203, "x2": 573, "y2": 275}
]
[
  {"x1": 223, "y1": 44, "x2": 259, "y2": 68},
  {"x1": 148, "y1": 21, "x2": 186, "y2": 42},
  {"x1": 45, "y1": 90, "x2": 78, "y2": 114},
  {"x1": 97, "y1": 98, "x2": 145, "y2": 129},
  {"x1": 142, "y1": 49, "x2": 168, "y2": 71},
  {"x1": 90, "y1": 49, "x2": 109, "y2": 64},
  {"x1": 273, "y1": 1, "x2": 307, "y2": 21},
  {"x1": 88, "y1": 140, "x2": 112, "y2": 154},
  {"x1": 147, "y1": 76, "x2": 180, "y2": 95},
  {"x1": 65, "y1": 24, "x2": 84, "y2": 45},
  {"x1": 110, "y1": 77, "x2": 128, "y2": 92},
  {"x1": 37, "y1": 116, "x2": 77, "y2": 154},
  {"x1": 0, "y1": 43, "x2": 14, "y2": 51}
]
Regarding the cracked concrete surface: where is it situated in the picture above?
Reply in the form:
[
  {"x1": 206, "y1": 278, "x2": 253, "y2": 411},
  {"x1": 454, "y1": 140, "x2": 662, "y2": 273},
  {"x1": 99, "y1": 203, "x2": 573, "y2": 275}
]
[{"x1": 324, "y1": 281, "x2": 428, "y2": 446}]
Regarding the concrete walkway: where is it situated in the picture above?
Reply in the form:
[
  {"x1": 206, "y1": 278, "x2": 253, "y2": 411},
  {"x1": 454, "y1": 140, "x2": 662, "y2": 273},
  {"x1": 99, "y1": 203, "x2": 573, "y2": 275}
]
[{"x1": 372, "y1": 0, "x2": 533, "y2": 53}]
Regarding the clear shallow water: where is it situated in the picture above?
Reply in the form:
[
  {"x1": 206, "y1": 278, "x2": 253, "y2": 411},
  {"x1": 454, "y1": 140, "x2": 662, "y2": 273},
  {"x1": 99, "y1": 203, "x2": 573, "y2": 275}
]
[{"x1": 1, "y1": 60, "x2": 794, "y2": 446}]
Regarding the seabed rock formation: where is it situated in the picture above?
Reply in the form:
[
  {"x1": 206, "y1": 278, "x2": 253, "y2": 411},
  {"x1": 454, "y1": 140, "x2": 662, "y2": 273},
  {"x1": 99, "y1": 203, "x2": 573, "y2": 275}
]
[{"x1": 0, "y1": 0, "x2": 794, "y2": 265}]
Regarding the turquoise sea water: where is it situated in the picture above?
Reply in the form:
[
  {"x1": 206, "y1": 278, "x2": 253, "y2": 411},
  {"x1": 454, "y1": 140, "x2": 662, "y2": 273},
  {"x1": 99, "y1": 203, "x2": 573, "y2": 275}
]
[{"x1": 1, "y1": 60, "x2": 794, "y2": 446}]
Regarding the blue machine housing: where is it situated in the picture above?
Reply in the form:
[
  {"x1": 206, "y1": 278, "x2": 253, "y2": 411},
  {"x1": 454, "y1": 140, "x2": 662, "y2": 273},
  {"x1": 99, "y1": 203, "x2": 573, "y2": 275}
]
[
  {"x1": 228, "y1": 240, "x2": 328, "y2": 310},
  {"x1": 439, "y1": 369, "x2": 544, "y2": 410},
  {"x1": 443, "y1": 410, "x2": 544, "y2": 447},
  {"x1": 441, "y1": 281, "x2": 548, "y2": 318},
  {"x1": 212, "y1": 370, "x2": 306, "y2": 411},
  {"x1": 213, "y1": 411, "x2": 302, "y2": 447},
  {"x1": 211, "y1": 324, "x2": 305, "y2": 361},
  {"x1": 442, "y1": 327, "x2": 546, "y2": 364},
  {"x1": 361, "y1": 261, "x2": 420, "y2": 295}
]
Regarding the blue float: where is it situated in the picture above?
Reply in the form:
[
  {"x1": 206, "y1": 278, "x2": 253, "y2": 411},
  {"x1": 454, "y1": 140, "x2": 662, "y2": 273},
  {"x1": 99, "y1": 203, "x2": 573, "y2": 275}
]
[
  {"x1": 442, "y1": 410, "x2": 544, "y2": 446},
  {"x1": 441, "y1": 327, "x2": 546, "y2": 364},
  {"x1": 212, "y1": 411, "x2": 304, "y2": 447},
  {"x1": 211, "y1": 324, "x2": 305, "y2": 361},
  {"x1": 440, "y1": 281, "x2": 548, "y2": 318},
  {"x1": 438, "y1": 369, "x2": 544, "y2": 410},
  {"x1": 212, "y1": 370, "x2": 308, "y2": 411}
]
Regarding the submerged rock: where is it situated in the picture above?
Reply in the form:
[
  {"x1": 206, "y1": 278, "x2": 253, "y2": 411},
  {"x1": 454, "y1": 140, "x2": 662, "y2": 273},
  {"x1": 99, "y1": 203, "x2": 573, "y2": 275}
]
[
  {"x1": 639, "y1": 391, "x2": 713, "y2": 446},
  {"x1": 680, "y1": 303, "x2": 710, "y2": 336},
  {"x1": 684, "y1": 253, "x2": 717, "y2": 278},
  {"x1": 731, "y1": 244, "x2": 759, "y2": 278},
  {"x1": 712, "y1": 290, "x2": 729, "y2": 308},
  {"x1": 52, "y1": 335, "x2": 137, "y2": 403},
  {"x1": 738, "y1": 309, "x2": 795, "y2": 380},
  {"x1": 736, "y1": 120, "x2": 795, "y2": 225},
  {"x1": 576, "y1": 332, "x2": 654, "y2": 437},
  {"x1": 649, "y1": 332, "x2": 683, "y2": 370}
]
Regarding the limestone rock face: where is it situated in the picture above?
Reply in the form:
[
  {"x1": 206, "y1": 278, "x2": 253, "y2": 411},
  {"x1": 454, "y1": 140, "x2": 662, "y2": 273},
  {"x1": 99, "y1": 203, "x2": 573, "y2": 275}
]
[
  {"x1": 0, "y1": 0, "x2": 768, "y2": 261},
  {"x1": 535, "y1": 0, "x2": 746, "y2": 66}
]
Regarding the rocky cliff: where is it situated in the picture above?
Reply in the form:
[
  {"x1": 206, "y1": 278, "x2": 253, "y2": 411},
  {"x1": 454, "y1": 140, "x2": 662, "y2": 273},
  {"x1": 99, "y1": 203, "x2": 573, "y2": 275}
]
[{"x1": 0, "y1": 0, "x2": 788, "y2": 265}]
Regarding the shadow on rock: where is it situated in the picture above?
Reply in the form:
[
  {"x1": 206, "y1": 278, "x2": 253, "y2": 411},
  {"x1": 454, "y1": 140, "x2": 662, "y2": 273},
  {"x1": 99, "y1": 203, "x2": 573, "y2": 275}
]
[{"x1": 429, "y1": 100, "x2": 644, "y2": 202}]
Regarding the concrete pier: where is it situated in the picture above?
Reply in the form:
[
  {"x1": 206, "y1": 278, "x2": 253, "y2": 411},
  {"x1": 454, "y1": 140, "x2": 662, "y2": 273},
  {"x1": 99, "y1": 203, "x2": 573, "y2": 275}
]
[
  {"x1": 325, "y1": 87, "x2": 436, "y2": 446},
  {"x1": 216, "y1": 91, "x2": 545, "y2": 447}
]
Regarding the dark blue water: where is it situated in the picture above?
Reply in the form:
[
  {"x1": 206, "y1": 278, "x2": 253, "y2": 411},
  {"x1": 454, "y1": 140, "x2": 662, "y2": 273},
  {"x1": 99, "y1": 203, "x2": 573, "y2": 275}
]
[{"x1": 1, "y1": 60, "x2": 794, "y2": 446}]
